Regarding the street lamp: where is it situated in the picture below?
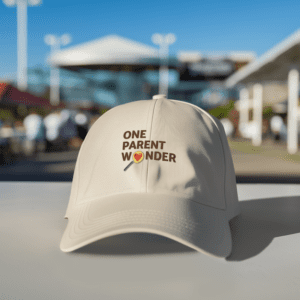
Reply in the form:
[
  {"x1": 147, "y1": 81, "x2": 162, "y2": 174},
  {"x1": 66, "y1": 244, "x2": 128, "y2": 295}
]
[
  {"x1": 44, "y1": 34, "x2": 71, "y2": 106},
  {"x1": 152, "y1": 33, "x2": 176, "y2": 98},
  {"x1": 2, "y1": 0, "x2": 42, "y2": 91}
]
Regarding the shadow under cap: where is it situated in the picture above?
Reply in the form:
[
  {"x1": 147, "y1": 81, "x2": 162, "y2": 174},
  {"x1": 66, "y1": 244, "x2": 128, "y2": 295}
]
[
  {"x1": 227, "y1": 195, "x2": 300, "y2": 261},
  {"x1": 70, "y1": 195, "x2": 300, "y2": 259}
]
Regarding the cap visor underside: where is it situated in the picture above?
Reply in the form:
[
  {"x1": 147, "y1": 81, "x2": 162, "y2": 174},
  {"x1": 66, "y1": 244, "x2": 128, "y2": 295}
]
[{"x1": 60, "y1": 193, "x2": 232, "y2": 258}]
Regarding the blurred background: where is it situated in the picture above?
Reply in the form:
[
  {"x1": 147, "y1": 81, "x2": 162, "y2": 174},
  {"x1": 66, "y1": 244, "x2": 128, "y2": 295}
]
[{"x1": 1, "y1": 0, "x2": 300, "y2": 183}]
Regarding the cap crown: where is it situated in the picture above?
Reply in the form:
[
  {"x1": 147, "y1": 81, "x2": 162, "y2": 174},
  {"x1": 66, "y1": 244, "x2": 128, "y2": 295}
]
[{"x1": 65, "y1": 98, "x2": 239, "y2": 219}]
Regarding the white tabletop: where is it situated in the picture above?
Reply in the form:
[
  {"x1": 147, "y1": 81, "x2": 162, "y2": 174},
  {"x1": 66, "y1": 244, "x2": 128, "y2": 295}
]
[{"x1": 1, "y1": 182, "x2": 300, "y2": 300}]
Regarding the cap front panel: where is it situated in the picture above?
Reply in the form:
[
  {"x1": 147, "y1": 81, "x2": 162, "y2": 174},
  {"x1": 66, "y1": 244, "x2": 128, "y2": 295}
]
[
  {"x1": 212, "y1": 116, "x2": 240, "y2": 218},
  {"x1": 76, "y1": 100, "x2": 154, "y2": 205},
  {"x1": 147, "y1": 99, "x2": 226, "y2": 210}
]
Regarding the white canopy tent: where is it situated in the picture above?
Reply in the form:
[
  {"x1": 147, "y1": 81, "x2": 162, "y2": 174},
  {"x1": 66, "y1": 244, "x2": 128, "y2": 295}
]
[
  {"x1": 47, "y1": 35, "x2": 170, "y2": 107},
  {"x1": 225, "y1": 29, "x2": 300, "y2": 153},
  {"x1": 48, "y1": 35, "x2": 161, "y2": 71}
]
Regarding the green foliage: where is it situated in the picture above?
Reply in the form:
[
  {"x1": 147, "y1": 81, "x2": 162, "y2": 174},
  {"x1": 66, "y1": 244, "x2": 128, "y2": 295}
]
[
  {"x1": 208, "y1": 101, "x2": 275, "y2": 121},
  {"x1": 100, "y1": 108, "x2": 109, "y2": 115},
  {"x1": 262, "y1": 106, "x2": 274, "y2": 119},
  {"x1": 208, "y1": 100, "x2": 235, "y2": 119},
  {"x1": 0, "y1": 109, "x2": 14, "y2": 122}
]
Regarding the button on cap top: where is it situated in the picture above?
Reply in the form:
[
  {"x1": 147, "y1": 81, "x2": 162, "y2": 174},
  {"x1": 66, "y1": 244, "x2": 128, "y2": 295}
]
[{"x1": 152, "y1": 94, "x2": 166, "y2": 100}]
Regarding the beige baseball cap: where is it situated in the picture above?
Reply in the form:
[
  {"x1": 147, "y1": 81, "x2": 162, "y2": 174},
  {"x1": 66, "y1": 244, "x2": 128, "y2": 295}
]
[{"x1": 60, "y1": 94, "x2": 240, "y2": 257}]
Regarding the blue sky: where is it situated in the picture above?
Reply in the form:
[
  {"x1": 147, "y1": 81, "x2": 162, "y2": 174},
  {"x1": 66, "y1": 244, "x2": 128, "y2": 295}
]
[{"x1": 1, "y1": 0, "x2": 300, "y2": 80}]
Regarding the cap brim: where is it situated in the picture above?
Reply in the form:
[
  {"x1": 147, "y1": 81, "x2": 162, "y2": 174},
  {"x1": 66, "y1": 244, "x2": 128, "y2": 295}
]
[{"x1": 60, "y1": 193, "x2": 233, "y2": 258}]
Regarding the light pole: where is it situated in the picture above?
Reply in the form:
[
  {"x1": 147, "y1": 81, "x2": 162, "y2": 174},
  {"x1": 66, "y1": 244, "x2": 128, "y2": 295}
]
[
  {"x1": 2, "y1": 0, "x2": 42, "y2": 91},
  {"x1": 44, "y1": 34, "x2": 71, "y2": 106},
  {"x1": 287, "y1": 69, "x2": 299, "y2": 154},
  {"x1": 152, "y1": 33, "x2": 176, "y2": 98}
]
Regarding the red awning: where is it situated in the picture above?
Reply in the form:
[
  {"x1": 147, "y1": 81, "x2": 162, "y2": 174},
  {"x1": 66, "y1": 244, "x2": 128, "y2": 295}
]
[
  {"x1": 0, "y1": 83, "x2": 8, "y2": 98},
  {"x1": 0, "y1": 83, "x2": 65, "y2": 109}
]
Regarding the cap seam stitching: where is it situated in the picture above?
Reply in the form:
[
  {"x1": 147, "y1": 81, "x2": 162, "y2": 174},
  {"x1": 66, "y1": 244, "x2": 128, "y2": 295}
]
[
  {"x1": 75, "y1": 143, "x2": 84, "y2": 206},
  {"x1": 70, "y1": 192, "x2": 227, "y2": 212},
  {"x1": 145, "y1": 98, "x2": 158, "y2": 193},
  {"x1": 65, "y1": 145, "x2": 83, "y2": 218},
  {"x1": 208, "y1": 115, "x2": 227, "y2": 211},
  {"x1": 170, "y1": 99, "x2": 228, "y2": 210}
]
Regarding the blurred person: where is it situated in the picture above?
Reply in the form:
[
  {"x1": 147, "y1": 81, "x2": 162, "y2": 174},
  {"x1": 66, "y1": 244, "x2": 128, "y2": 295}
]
[
  {"x1": 44, "y1": 110, "x2": 62, "y2": 152},
  {"x1": 0, "y1": 121, "x2": 14, "y2": 139},
  {"x1": 11, "y1": 120, "x2": 26, "y2": 157},
  {"x1": 238, "y1": 121, "x2": 256, "y2": 139},
  {"x1": 74, "y1": 110, "x2": 89, "y2": 140},
  {"x1": 0, "y1": 121, "x2": 14, "y2": 165},
  {"x1": 270, "y1": 115, "x2": 287, "y2": 142},
  {"x1": 58, "y1": 109, "x2": 78, "y2": 150},
  {"x1": 23, "y1": 109, "x2": 46, "y2": 156}
]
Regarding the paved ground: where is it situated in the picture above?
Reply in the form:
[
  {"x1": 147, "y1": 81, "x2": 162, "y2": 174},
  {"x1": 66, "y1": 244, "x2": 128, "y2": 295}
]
[
  {"x1": 230, "y1": 138, "x2": 300, "y2": 183},
  {"x1": 1, "y1": 139, "x2": 300, "y2": 183},
  {"x1": 0, "y1": 150, "x2": 79, "y2": 182}
]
